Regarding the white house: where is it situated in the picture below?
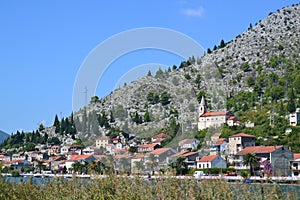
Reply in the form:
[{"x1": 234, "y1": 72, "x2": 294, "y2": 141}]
[
  {"x1": 228, "y1": 133, "x2": 256, "y2": 155},
  {"x1": 290, "y1": 153, "x2": 300, "y2": 177},
  {"x1": 178, "y1": 139, "x2": 200, "y2": 151},
  {"x1": 96, "y1": 137, "x2": 111, "y2": 149},
  {"x1": 289, "y1": 108, "x2": 300, "y2": 126},
  {"x1": 198, "y1": 97, "x2": 239, "y2": 130},
  {"x1": 197, "y1": 155, "x2": 227, "y2": 169}
]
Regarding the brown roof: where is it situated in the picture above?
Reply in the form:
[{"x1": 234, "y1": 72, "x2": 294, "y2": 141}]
[
  {"x1": 216, "y1": 138, "x2": 226, "y2": 145},
  {"x1": 149, "y1": 148, "x2": 171, "y2": 155},
  {"x1": 294, "y1": 153, "x2": 300, "y2": 160},
  {"x1": 68, "y1": 155, "x2": 92, "y2": 161},
  {"x1": 230, "y1": 133, "x2": 256, "y2": 138},
  {"x1": 179, "y1": 139, "x2": 196, "y2": 145},
  {"x1": 138, "y1": 143, "x2": 158, "y2": 148},
  {"x1": 236, "y1": 146, "x2": 283, "y2": 155},
  {"x1": 198, "y1": 155, "x2": 218, "y2": 162},
  {"x1": 201, "y1": 111, "x2": 228, "y2": 117},
  {"x1": 152, "y1": 133, "x2": 170, "y2": 139},
  {"x1": 172, "y1": 151, "x2": 190, "y2": 157}
]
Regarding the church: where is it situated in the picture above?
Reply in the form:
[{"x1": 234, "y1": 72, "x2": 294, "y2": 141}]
[{"x1": 198, "y1": 96, "x2": 239, "y2": 130}]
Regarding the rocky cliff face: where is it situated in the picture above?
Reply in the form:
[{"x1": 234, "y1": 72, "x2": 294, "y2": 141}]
[{"x1": 68, "y1": 4, "x2": 300, "y2": 145}]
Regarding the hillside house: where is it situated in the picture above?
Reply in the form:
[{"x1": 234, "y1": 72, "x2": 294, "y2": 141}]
[
  {"x1": 289, "y1": 108, "x2": 300, "y2": 126},
  {"x1": 137, "y1": 143, "x2": 159, "y2": 153},
  {"x1": 228, "y1": 133, "x2": 256, "y2": 155},
  {"x1": 96, "y1": 137, "x2": 111, "y2": 149},
  {"x1": 235, "y1": 146, "x2": 293, "y2": 176},
  {"x1": 145, "y1": 148, "x2": 177, "y2": 172},
  {"x1": 151, "y1": 133, "x2": 170, "y2": 143},
  {"x1": 290, "y1": 153, "x2": 300, "y2": 177},
  {"x1": 131, "y1": 154, "x2": 145, "y2": 174},
  {"x1": 197, "y1": 155, "x2": 227, "y2": 169},
  {"x1": 210, "y1": 138, "x2": 228, "y2": 155},
  {"x1": 171, "y1": 151, "x2": 204, "y2": 169},
  {"x1": 178, "y1": 139, "x2": 200, "y2": 151},
  {"x1": 198, "y1": 97, "x2": 239, "y2": 130}
]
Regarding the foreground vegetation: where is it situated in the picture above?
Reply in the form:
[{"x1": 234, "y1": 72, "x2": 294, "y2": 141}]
[{"x1": 0, "y1": 176, "x2": 298, "y2": 200}]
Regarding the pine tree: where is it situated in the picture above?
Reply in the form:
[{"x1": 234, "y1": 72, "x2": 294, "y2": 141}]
[
  {"x1": 144, "y1": 110, "x2": 151, "y2": 122},
  {"x1": 54, "y1": 114, "x2": 60, "y2": 133},
  {"x1": 219, "y1": 39, "x2": 226, "y2": 48}
]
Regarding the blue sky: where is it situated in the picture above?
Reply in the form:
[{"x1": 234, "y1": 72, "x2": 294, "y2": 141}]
[{"x1": 0, "y1": 0, "x2": 299, "y2": 134}]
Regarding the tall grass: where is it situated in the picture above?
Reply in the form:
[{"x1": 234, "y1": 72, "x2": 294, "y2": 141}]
[{"x1": 0, "y1": 176, "x2": 298, "y2": 200}]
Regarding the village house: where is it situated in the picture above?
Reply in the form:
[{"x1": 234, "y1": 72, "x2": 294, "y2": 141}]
[
  {"x1": 198, "y1": 97, "x2": 239, "y2": 130},
  {"x1": 131, "y1": 154, "x2": 145, "y2": 174},
  {"x1": 171, "y1": 151, "x2": 204, "y2": 169},
  {"x1": 178, "y1": 139, "x2": 200, "y2": 151},
  {"x1": 151, "y1": 133, "x2": 170, "y2": 143},
  {"x1": 290, "y1": 153, "x2": 300, "y2": 177},
  {"x1": 145, "y1": 148, "x2": 177, "y2": 173},
  {"x1": 46, "y1": 156, "x2": 66, "y2": 171},
  {"x1": 114, "y1": 154, "x2": 132, "y2": 174},
  {"x1": 105, "y1": 144, "x2": 115, "y2": 154},
  {"x1": 49, "y1": 145, "x2": 60, "y2": 155},
  {"x1": 289, "y1": 108, "x2": 300, "y2": 126},
  {"x1": 228, "y1": 133, "x2": 256, "y2": 155},
  {"x1": 96, "y1": 137, "x2": 111, "y2": 149},
  {"x1": 0, "y1": 154, "x2": 10, "y2": 162},
  {"x1": 210, "y1": 138, "x2": 228, "y2": 155},
  {"x1": 4, "y1": 160, "x2": 33, "y2": 170},
  {"x1": 65, "y1": 155, "x2": 98, "y2": 172},
  {"x1": 12, "y1": 153, "x2": 26, "y2": 161},
  {"x1": 60, "y1": 146, "x2": 70, "y2": 155},
  {"x1": 137, "y1": 143, "x2": 159, "y2": 153},
  {"x1": 82, "y1": 146, "x2": 101, "y2": 155},
  {"x1": 235, "y1": 146, "x2": 293, "y2": 176},
  {"x1": 26, "y1": 151, "x2": 44, "y2": 161},
  {"x1": 197, "y1": 155, "x2": 227, "y2": 169}
]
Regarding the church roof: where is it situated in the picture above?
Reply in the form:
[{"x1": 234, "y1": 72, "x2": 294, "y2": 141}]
[{"x1": 200, "y1": 111, "x2": 228, "y2": 117}]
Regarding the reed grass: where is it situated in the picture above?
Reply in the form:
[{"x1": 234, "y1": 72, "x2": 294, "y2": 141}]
[{"x1": 0, "y1": 176, "x2": 298, "y2": 200}]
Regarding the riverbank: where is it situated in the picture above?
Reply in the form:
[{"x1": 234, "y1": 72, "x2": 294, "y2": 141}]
[{"x1": 0, "y1": 175, "x2": 299, "y2": 200}]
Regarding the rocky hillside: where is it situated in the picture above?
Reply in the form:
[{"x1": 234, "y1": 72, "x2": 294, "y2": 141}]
[{"x1": 57, "y1": 4, "x2": 300, "y2": 146}]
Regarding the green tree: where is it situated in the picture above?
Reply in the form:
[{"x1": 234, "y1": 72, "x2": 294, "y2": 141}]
[
  {"x1": 243, "y1": 153, "x2": 259, "y2": 176},
  {"x1": 195, "y1": 74, "x2": 201, "y2": 88},
  {"x1": 36, "y1": 161, "x2": 45, "y2": 173},
  {"x1": 90, "y1": 96, "x2": 99, "y2": 104},
  {"x1": 219, "y1": 39, "x2": 226, "y2": 48},
  {"x1": 147, "y1": 70, "x2": 152, "y2": 76},
  {"x1": 160, "y1": 92, "x2": 170, "y2": 106},
  {"x1": 207, "y1": 48, "x2": 212, "y2": 54},
  {"x1": 144, "y1": 110, "x2": 151, "y2": 122}
]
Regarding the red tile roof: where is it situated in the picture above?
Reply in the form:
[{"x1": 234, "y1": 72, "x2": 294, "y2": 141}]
[
  {"x1": 294, "y1": 153, "x2": 300, "y2": 160},
  {"x1": 149, "y1": 148, "x2": 171, "y2": 155},
  {"x1": 230, "y1": 133, "x2": 256, "y2": 138},
  {"x1": 228, "y1": 116, "x2": 235, "y2": 120},
  {"x1": 68, "y1": 155, "x2": 91, "y2": 161},
  {"x1": 216, "y1": 138, "x2": 226, "y2": 145},
  {"x1": 236, "y1": 146, "x2": 283, "y2": 155},
  {"x1": 201, "y1": 111, "x2": 228, "y2": 117},
  {"x1": 138, "y1": 143, "x2": 158, "y2": 148},
  {"x1": 179, "y1": 139, "x2": 196, "y2": 145},
  {"x1": 172, "y1": 151, "x2": 190, "y2": 157},
  {"x1": 152, "y1": 133, "x2": 170, "y2": 139},
  {"x1": 198, "y1": 155, "x2": 218, "y2": 162}
]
